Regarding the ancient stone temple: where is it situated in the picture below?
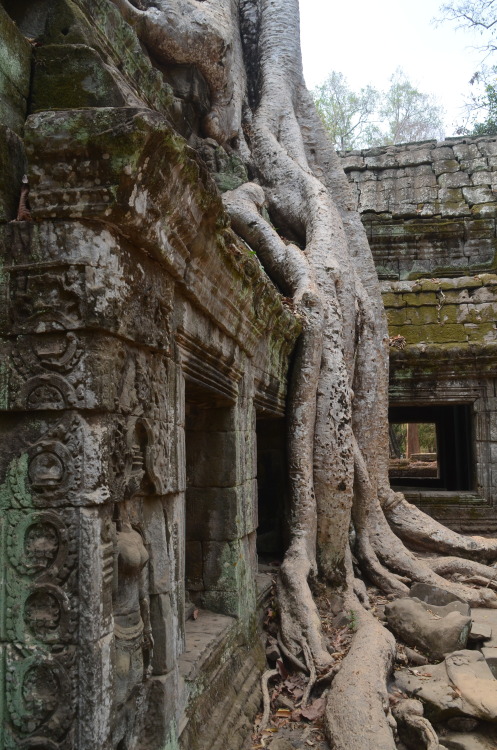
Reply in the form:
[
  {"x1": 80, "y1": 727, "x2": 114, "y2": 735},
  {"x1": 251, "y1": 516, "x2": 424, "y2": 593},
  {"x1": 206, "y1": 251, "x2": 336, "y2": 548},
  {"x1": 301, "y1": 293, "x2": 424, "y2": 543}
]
[
  {"x1": 342, "y1": 140, "x2": 497, "y2": 533},
  {"x1": 3, "y1": 0, "x2": 497, "y2": 748},
  {"x1": 0, "y1": 2, "x2": 300, "y2": 748}
]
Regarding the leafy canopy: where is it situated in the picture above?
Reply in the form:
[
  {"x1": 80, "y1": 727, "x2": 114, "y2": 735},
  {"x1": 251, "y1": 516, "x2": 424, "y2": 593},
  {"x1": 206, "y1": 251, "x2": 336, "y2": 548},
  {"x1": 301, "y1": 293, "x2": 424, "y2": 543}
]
[{"x1": 313, "y1": 68, "x2": 445, "y2": 150}]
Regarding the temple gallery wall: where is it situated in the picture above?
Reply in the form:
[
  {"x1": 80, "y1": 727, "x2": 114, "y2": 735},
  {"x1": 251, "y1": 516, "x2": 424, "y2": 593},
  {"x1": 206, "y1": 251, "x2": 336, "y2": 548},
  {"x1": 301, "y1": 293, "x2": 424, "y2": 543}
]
[
  {"x1": 341, "y1": 140, "x2": 497, "y2": 532},
  {"x1": 1, "y1": 1, "x2": 497, "y2": 748}
]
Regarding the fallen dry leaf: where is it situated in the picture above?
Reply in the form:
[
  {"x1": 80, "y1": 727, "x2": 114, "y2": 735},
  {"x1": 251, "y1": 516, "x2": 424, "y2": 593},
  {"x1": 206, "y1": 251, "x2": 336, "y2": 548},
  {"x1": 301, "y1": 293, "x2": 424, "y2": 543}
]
[{"x1": 301, "y1": 697, "x2": 326, "y2": 722}]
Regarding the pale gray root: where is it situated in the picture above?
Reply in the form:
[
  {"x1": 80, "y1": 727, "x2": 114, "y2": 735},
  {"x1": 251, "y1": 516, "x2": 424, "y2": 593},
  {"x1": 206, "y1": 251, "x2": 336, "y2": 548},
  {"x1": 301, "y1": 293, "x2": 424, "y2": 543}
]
[
  {"x1": 426, "y1": 555, "x2": 497, "y2": 588},
  {"x1": 367, "y1": 492, "x2": 497, "y2": 607},
  {"x1": 326, "y1": 553, "x2": 397, "y2": 750},
  {"x1": 392, "y1": 699, "x2": 439, "y2": 750},
  {"x1": 277, "y1": 631, "x2": 308, "y2": 674},
  {"x1": 301, "y1": 640, "x2": 317, "y2": 708},
  {"x1": 326, "y1": 613, "x2": 397, "y2": 750},
  {"x1": 353, "y1": 438, "x2": 411, "y2": 597},
  {"x1": 223, "y1": 182, "x2": 332, "y2": 667},
  {"x1": 385, "y1": 495, "x2": 497, "y2": 562},
  {"x1": 108, "y1": 0, "x2": 246, "y2": 143},
  {"x1": 258, "y1": 668, "x2": 278, "y2": 732}
]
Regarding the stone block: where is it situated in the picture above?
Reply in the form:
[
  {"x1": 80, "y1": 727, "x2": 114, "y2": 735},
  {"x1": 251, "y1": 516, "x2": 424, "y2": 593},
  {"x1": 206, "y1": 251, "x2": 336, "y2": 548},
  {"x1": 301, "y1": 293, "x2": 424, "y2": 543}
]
[
  {"x1": 78, "y1": 633, "x2": 113, "y2": 749},
  {"x1": 142, "y1": 498, "x2": 171, "y2": 595},
  {"x1": 0, "y1": 126, "x2": 27, "y2": 222},
  {"x1": 431, "y1": 146, "x2": 455, "y2": 160},
  {"x1": 478, "y1": 140, "x2": 497, "y2": 156},
  {"x1": 439, "y1": 187, "x2": 465, "y2": 203},
  {"x1": 203, "y1": 540, "x2": 240, "y2": 592},
  {"x1": 463, "y1": 185, "x2": 495, "y2": 205},
  {"x1": 470, "y1": 202, "x2": 497, "y2": 216},
  {"x1": 468, "y1": 621, "x2": 492, "y2": 643},
  {"x1": 31, "y1": 44, "x2": 128, "y2": 112},
  {"x1": 482, "y1": 646, "x2": 497, "y2": 677},
  {"x1": 433, "y1": 159, "x2": 460, "y2": 175},
  {"x1": 385, "y1": 598, "x2": 471, "y2": 660},
  {"x1": 186, "y1": 486, "x2": 241, "y2": 541},
  {"x1": 185, "y1": 541, "x2": 203, "y2": 591},
  {"x1": 410, "y1": 582, "x2": 466, "y2": 606},
  {"x1": 339, "y1": 153, "x2": 366, "y2": 170},
  {"x1": 0, "y1": 6, "x2": 31, "y2": 135},
  {"x1": 438, "y1": 171, "x2": 470, "y2": 188},
  {"x1": 184, "y1": 403, "x2": 237, "y2": 433},
  {"x1": 440, "y1": 201, "x2": 470, "y2": 217},
  {"x1": 79, "y1": 506, "x2": 114, "y2": 642},
  {"x1": 461, "y1": 156, "x2": 490, "y2": 172},
  {"x1": 137, "y1": 672, "x2": 178, "y2": 749},
  {"x1": 453, "y1": 143, "x2": 480, "y2": 160},
  {"x1": 186, "y1": 430, "x2": 241, "y2": 488},
  {"x1": 0, "y1": 223, "x2": 175, "y2": 353},
  {"x1": 396, "y1": 148, "x2": 432, "y2": 167},
  {"x1": 151, "y1": 593, "x2": 177, "y2": 674},
  {"x1": 471, "y1": 170, "x2": 494, "y2": 185},
  {"x1": 364, "y1": 152, "x2": 399, "y2": 169}
]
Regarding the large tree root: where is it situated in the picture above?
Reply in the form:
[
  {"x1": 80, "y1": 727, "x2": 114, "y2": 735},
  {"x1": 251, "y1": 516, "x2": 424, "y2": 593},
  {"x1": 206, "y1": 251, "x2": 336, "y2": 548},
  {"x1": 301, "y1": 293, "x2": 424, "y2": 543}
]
[
  {"x1": 385, "y1": 495, "x2": 497, "y2": 562},
  {"x1": 425, "y1": 555, "x2": 497, "y2": 587},
  {"x1": 392, "y1": 699, "x2": 439, "y2": 750},
  {"x1": 325, "y1": 592, "x2": 397, "y2": 750}
]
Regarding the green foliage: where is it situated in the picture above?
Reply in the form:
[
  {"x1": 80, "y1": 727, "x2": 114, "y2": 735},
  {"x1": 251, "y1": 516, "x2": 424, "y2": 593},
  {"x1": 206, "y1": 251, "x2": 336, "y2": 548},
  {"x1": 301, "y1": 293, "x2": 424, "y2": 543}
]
[
  {"x1": 313, "y1": 72, "x2": 380, "y2": 150},
  {"x1": 374, "y1": 69, "x2": 445, "y2": 146},
  {"x1": 347, "y1": 609, "x2": 358, "y2": 631},
  {"x1": 312, "y1": 69, "x2": 445, "y2": 150},
  {"x1": 418, "y1": 423, "x2": 437, "y2": 453},
  {"x1": 389, "y1": 423, "x2": 437, "y2": 458},
  {"x1": 468, "y1": 69, "x2": 497, "y2": 134}
]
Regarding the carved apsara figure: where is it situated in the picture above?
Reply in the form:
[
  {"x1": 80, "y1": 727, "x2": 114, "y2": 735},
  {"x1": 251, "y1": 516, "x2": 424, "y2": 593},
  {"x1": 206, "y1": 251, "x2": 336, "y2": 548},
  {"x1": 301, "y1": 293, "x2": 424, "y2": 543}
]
[{"x1": 112, "y1": 506, "x2": 153, "y2": 744}]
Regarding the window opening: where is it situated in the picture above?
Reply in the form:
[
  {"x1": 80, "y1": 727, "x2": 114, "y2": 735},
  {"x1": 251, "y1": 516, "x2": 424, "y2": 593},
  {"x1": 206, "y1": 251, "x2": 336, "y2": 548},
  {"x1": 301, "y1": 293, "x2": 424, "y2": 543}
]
[
  {"x1": 388, "y1": 404, "x2": 473, "y2": 491},
  {"x1": 184, "y1": 382, "x2": 235, "y2": 618},
  {"x1": 389, "y1": 422, "x2": 438, "y2": 481},
  {"x1": 255, "y1": 417, "x2": 288, "y2": 561}
]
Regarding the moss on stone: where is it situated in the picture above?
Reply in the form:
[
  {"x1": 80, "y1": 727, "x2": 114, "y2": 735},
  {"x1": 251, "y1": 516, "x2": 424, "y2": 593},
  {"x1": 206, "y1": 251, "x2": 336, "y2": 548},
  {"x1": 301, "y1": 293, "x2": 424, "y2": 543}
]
[
  {"x1": 0, "y1": 5, "x2": 32, "y2": 135},
  {"x1": 465, "y1": 321, "x2": 496, "y2": 342},
  {"x1": 0, "y1": 126, "x2": 26, "y2": 221},
  {"x1": 31, "y1": 44, "x2": 128, "y2": 112}
]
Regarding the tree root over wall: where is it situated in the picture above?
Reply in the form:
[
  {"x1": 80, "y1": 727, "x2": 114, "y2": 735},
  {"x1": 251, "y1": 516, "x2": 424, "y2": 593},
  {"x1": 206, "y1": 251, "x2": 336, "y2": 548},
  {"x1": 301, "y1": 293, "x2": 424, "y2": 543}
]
[{"x1": 109, "y1": 0, "x2": 497, "y2": 746}]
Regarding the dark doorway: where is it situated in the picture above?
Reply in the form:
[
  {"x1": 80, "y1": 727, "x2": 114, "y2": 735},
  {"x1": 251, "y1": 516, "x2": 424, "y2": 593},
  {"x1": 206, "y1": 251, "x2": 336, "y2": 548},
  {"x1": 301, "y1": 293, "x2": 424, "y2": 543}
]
[
  {"x1": 184, "y1": 382, "x2": 236, "y2": 617},
  {"x1": 389, "y1": 404, "x2": 473, "y2": 491},
  {"x1": 255, "y1": 417, "x2": 288, "y2": 560}
]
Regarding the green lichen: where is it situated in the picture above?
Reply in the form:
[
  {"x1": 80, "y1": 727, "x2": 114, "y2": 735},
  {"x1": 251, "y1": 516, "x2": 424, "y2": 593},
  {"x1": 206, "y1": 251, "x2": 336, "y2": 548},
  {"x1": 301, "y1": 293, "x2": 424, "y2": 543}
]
[
  {"x1": 0, "y1": 453, "x2": 32, "y2": 510},
  {"x1": 161, "y1": 722, "x2": 180, "y2": 750},
  {"x1": 0, "y1": 5, "x2": 31, "y2": 134},
  {"x1": 31, "y1": 44, "x2": 127, "y2": 112}
]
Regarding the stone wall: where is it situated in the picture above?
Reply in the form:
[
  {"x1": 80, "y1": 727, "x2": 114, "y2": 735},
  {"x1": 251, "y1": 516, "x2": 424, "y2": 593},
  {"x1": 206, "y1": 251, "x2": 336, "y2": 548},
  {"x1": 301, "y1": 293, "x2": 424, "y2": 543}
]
[
  {"x1": 0, "y1": 3, "x2": 299, "y2": 749},
  {"x1": 342, "y1": 140, "x2": 497, "y2": 530},
  {"x1": 342, "y1": 139, "x2": 497, "y2": 279}
]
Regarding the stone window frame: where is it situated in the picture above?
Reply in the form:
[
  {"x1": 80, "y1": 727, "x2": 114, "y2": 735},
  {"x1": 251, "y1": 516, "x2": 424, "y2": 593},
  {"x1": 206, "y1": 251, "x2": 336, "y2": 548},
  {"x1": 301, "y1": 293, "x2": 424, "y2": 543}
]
[{"x1": 389, "y1": 381, "x2": 496, "y2": 525}]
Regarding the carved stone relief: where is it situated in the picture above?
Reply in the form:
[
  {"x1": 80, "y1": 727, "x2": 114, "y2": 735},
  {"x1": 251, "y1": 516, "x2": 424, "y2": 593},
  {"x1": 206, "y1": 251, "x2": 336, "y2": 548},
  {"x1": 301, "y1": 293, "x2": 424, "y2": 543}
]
[
  {"x1": 111, "y1": 506, "x2": 154, "y2": 748},
  {"x1": 4, "y1": 645, "x2": 76, "y2": 748},
  {"x1": 9, "y1": 266, "x2": 86, "y2": 334}
]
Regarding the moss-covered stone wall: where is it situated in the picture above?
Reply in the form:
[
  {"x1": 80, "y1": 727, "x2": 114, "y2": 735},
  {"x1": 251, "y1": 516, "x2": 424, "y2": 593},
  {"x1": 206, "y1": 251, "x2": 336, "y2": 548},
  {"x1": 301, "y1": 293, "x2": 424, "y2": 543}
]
[
  {"x1": 341, "y1": 142, "x2": 497, "y2": 530},
  {"x1": 0, "y1": 3, "x2": 300, "y2": 749},
  {"x1": 341, "y1": 138, "x2": 497, "y2": 279}
]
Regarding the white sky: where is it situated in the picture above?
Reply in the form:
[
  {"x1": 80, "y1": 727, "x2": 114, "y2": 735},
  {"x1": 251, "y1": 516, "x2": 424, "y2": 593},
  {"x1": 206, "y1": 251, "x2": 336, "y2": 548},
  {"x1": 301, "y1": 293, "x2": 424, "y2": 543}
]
[{"x1": 299, "y1": 0, "x2": 490, "y2": 136}]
